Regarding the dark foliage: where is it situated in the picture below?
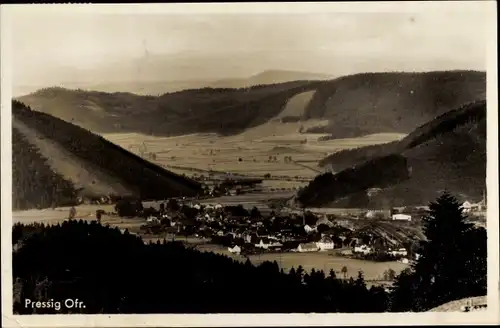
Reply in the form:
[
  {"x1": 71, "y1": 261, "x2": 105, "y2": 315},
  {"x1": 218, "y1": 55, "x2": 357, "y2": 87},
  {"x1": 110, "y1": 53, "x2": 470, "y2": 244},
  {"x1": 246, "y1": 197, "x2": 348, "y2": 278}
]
[
  {"x1": 297, "y1": 154, "x2": 409, "y2": 207},
  {"x1": 114, "y1": 199, "x2": 144, "y2": 217},
  {"x1": 224, "y1": 205, "x2": 249, "y2": 217},
  {"x1": 12, "y1": 127, "x2": 78, "y2": 210},
  {"x1": 389, "y1": 192, "x2": 487, "y2": 312},
  {"x1": 13, "y1": 220, "x2": 388, "y2": 314}
]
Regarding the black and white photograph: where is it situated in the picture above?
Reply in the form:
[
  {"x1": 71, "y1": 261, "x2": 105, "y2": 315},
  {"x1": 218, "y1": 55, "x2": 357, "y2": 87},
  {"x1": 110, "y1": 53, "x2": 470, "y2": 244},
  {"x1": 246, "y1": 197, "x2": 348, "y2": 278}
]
[{"x1": 1, "y1": 2, "x2": 498, "y2": 326}]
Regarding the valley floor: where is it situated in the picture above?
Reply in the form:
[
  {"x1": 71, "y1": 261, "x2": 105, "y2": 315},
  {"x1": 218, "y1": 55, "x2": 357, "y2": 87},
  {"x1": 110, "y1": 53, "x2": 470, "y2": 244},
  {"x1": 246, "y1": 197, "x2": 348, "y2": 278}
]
[{"x1": 101, "y1": 127, "x2": 406, "y2": 190}]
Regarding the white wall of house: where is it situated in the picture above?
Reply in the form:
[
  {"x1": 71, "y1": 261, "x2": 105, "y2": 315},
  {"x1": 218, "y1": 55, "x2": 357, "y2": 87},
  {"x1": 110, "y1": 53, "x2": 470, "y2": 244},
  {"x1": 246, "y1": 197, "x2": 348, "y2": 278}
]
[
  {"x1": 354, "y1": 245, "x2": 373, "y2": 254},
  {"x1": 316, "y1": 241, "x2": 335, "y2": 251},
  {"x1": 228, "y1": 245, "x2": 241, "y2": 254},
  {"x1": 392, "y1": 214, "x2": 412, "y2": 221}
]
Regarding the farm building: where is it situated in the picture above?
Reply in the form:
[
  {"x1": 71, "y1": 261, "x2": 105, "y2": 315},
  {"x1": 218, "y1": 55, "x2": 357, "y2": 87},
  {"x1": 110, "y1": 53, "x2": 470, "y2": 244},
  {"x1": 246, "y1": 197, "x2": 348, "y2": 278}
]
[
  {"x1": 389, "y1": 248, "x2": 408, "y2": 257},
  {"x1": 297, "y1": 243, "x2": 319, "y2": 253},
  {"x1": 228, "y1": 245, "x2": 242, "y2": 254},
  {"x1": 462, "y1": 201, "x2": 474, "y2": 213},
  {"x1": 354, "y1": 245, "x2": 373, "y2": 255},
  {"x1": 316, "y1": 236, "x2": 335, "y2": 251},
  {"x1": 462, "y1": 198, "x2": 486, "y2": 213},
  {"x1": 392, "y1": 214, "x2": 412, "y2": 221}
]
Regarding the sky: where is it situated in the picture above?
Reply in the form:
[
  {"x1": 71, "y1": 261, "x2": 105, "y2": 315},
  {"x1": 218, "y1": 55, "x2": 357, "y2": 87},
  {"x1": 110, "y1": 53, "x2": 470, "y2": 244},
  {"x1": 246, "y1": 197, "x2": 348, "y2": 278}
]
[{"x1": 6, "y1": 3, "x2": 493, "y2": 90}]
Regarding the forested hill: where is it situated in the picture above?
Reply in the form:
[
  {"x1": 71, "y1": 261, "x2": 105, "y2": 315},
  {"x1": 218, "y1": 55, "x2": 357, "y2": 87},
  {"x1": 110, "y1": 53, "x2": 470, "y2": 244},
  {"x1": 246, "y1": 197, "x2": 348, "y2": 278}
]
[
  {"x1": 298, "y1": 100, "x2": 487, "y2": 208},
  {"x1": 17, "y1": 70, "x2": 485, "y2": 138},
  {"x1": 12, "y1": 100, "x2": 202, "y2": 210}
]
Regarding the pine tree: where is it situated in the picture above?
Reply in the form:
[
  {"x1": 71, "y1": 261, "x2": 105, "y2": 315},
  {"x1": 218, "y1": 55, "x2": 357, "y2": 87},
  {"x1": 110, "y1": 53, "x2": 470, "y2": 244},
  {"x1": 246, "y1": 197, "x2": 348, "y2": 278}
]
[{"x1": 390, "y1": 191, "x2": 486, "y2": 311}]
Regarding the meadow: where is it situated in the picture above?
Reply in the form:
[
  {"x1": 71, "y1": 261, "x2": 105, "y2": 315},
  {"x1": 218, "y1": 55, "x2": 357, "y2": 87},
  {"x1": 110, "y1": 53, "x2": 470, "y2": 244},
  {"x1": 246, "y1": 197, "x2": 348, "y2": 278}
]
[
  {"x1": 102, "y1": 122, "x2": 405, "y2": 190},
  {"x1": 195, "y1": 243, "x2": 409, "y2": 283}
]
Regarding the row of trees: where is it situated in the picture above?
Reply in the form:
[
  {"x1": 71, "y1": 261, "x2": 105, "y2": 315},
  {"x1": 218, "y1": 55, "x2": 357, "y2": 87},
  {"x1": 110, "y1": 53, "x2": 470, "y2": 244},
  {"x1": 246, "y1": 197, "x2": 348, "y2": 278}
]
[{"x1": 12, "y1": 192, "x2": 486, "y2": 313}]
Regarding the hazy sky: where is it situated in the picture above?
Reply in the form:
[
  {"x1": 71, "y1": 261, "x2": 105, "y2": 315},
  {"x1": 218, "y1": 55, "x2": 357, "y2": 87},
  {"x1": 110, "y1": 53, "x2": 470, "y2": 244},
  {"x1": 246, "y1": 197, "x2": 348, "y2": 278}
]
[{"x1": 6, "y1": 4, "x2": 493, "y2": 88}]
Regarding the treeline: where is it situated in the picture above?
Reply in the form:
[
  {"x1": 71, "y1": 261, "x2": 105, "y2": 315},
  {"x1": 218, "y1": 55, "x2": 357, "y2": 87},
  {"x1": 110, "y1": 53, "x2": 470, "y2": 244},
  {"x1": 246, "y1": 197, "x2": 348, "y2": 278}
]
[
  {"x1": 297, "y1": 154, "x2": 409, "y2": 207},
  {"x1": 12, "y1": 100, "x2": 202, "y2": 203},
  {"x1": 12, "y1": 127, "x2": 78, "y2": 210},
  {"x1": 13, "y1": 220, "x2": 388, "y2": 314}
]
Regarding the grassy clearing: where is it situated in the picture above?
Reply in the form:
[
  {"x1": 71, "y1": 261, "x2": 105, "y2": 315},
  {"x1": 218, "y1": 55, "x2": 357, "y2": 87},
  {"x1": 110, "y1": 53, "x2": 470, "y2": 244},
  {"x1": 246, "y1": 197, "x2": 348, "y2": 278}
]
[{"x1": 195, "y1": 243, "x2": 409, "y2": 281}]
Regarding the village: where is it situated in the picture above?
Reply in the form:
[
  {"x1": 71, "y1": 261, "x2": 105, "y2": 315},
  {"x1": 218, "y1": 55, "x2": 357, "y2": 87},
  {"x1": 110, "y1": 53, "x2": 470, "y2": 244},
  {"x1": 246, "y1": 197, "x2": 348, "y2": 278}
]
[
  {"x1": 105, "y1": 196, "x2": 422, "y2": 264},
  {"x1": 76, "y1": 170, "x2": 487, "y2": 270}
]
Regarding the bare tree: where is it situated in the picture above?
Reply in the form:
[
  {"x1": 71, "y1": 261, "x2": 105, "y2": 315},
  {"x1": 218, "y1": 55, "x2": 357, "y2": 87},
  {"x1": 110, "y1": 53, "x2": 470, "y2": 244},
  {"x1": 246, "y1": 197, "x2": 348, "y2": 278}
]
[{"x1": 341, "y1": 266, "x2": 348, "y2": 279}]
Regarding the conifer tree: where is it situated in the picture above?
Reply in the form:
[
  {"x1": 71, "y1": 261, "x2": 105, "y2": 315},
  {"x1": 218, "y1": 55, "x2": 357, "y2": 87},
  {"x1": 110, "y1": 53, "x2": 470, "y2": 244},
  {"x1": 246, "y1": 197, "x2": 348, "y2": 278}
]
[{"x1": 390, "y1": 192, "x2": 486, "y2": 311}]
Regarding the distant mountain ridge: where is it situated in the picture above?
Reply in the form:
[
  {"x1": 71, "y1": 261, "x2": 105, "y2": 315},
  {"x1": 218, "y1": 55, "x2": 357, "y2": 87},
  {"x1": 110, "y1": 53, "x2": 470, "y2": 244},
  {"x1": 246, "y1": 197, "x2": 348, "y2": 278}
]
[
  {"x1": 297, "y1": 100, "x2": 487, "y2": 208},
  {"x1": 15, "y1": 69, "x2": 332, "y2": 97},
  {"x1": 12, "y1": 100, "x2": 202, "y2": 210},
  {"x1": 17, "y1": 70, "x2": 486, "y2": 139}
]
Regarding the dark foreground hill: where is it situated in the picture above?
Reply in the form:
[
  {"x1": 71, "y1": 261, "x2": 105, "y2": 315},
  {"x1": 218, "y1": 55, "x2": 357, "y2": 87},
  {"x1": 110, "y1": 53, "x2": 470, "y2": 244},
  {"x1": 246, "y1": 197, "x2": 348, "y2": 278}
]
[
  {"x1": 12, "y1": 100, "x2": 202, "y2": 210},
  {"x1": 13, "y1": 220, "x2": 388, "y2": 314},
  {"x1": 297, "y1": 100, "x2": 487, "y2": 208},
  {"x1": 17, "y1": 70, "x2": 486, "y2": 138}
]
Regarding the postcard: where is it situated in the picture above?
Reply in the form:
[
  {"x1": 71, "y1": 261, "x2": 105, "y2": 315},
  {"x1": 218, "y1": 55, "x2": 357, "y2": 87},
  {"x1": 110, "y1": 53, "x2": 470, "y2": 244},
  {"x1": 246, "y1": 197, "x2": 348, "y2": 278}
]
[{"x1": 1, "y1": 1, "x2": 498, "y2": 327}]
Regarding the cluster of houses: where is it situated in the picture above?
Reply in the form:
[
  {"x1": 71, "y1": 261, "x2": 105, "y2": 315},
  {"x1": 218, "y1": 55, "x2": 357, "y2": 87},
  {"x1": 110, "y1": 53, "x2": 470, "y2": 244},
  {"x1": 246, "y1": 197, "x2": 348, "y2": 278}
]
[
  {"x1": 351, "y1": 244, "x2": 420, "y2": 264},
  {"x1": 138, "y1": 200, "x2": 423, "y2": 263},
  {"x1": 228, "y1": 235, "x2": 336, "y2": 255},
  {"x1": 462, "y1": 198, "x2": 487, "y2": 214}
]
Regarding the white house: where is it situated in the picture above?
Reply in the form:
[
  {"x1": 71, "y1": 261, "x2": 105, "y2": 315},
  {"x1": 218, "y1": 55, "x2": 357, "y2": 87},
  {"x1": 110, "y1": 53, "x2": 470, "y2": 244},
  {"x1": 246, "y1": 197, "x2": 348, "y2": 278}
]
[
  {"x1": 354, "y1": 245, "x2": 373, "y2": 255},
  {"x1": 462, "y1": 201, "x2": 474, "y2": 213},
  {"x1": 316, "y1": 236, "x2": 335, "y2": 251},
  {"x1": 392, "y1": 214, "x2": 412, "y2": 221},
  {"x1": 228, "y1": 245, "x2": 241, "y2": 254},
  {"x1": 297, "y1": 243, "x2": 319, "y2": 253},
  {"x1": 462, "y1": 200, "x2": 485, "y2": 213},
  {"x1": 399, "y1": 258, "x2": 410, "y2": 264},
  {"x1": 255, "y1": 238, "x2": 271, "y2": 249},
  {"x1": 389, "y1": 248, "x2": 408, "y2": 257}
]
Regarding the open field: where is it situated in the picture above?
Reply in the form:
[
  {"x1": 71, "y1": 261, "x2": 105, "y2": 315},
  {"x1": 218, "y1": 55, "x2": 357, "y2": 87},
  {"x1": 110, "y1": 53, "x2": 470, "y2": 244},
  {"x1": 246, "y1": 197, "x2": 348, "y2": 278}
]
[
  {"x1": 101, "y1": 124, "x2": 406, "y2": 189},
  {"x1": 195, "y1": 243, "x2": 410, "y2": 282}
]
